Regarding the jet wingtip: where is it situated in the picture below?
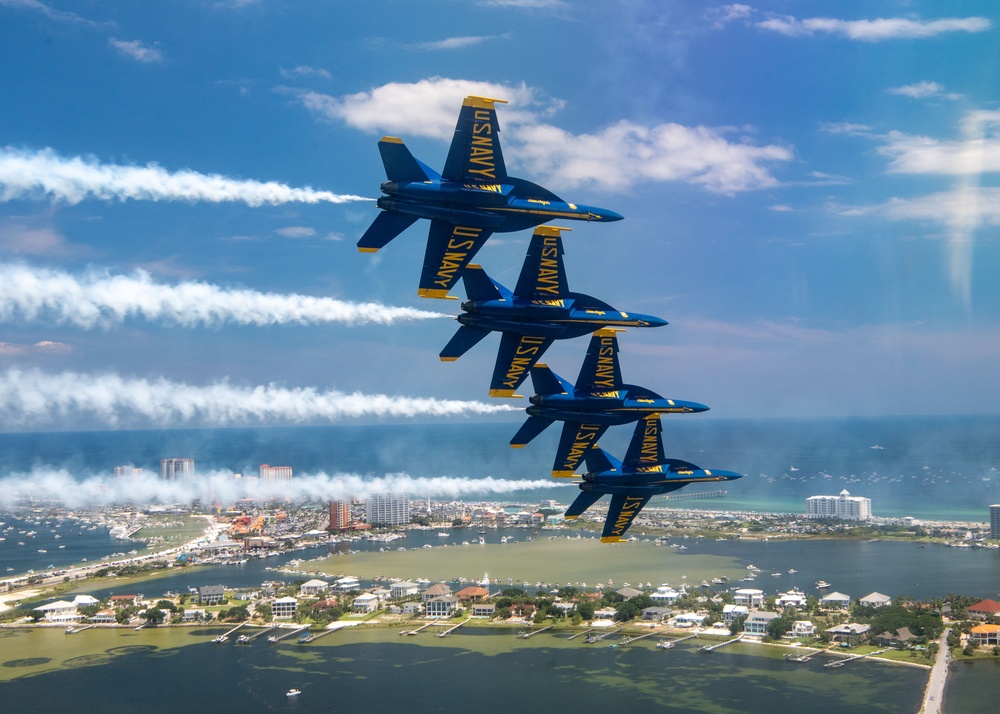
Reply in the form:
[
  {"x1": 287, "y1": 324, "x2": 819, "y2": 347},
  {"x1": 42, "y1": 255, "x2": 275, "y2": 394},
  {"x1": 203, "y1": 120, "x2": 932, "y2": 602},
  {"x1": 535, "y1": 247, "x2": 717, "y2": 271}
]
[
  {"x1": 488, "y1": 389, "x2": 522, "y2": 399},
  {"x1": 417, "y1": 289, "x2": 458, "y2": 300},
  {"x1": 552, "y1": 470, "x2": 577, "y2": 479},
  {"x1": 600, "y1": 536, "x2": 627, "y2": 544}
]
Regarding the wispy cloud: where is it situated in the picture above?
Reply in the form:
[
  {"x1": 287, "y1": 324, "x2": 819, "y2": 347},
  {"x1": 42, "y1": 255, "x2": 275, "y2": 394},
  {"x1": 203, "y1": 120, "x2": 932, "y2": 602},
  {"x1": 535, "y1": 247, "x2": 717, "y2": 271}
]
[
  {"x1": 879, "y1": 112, "x2": 1000, "y2": 175},
  {"x1": 279, "y1": 65, "x2": 331, "y2": 81},
  {"x1": 0, "y1": 0, "x2": 106, "y2": 27},
  {"x1": 888, "y1": 81, "x2": 961, "y2": 101},
  {"x1": 296, "y1": 77, "x2": 791, "y2": 193},
  {"x1": 108, "y1": 37, "x2": 164, "y2": 63},
  {"x1": 0, "y1": 368, "x2": 518, "y2": 428},
  {"x1": 0, "y1": 468, "x2": 558, "y2": 508},
  {"x1": 0, "y1": 147, "x2": 372, "y2": 206},
  {"x1": 0, "y1": 340, "x2": 70, "y2": 356},
  {"x1": 406, "y1": 35, "x2": 503, "y2": 51},
  {"x1": 274, "y1": 226, "x2": 316, "y2": 238},
  {"x1": 756, "y1": 14, "x2": 990, "y2": 41},
  {"x1": 0, "y1": 262, "x2": 449, "y2": 330},
  {"x1": 0, "y1": 217, "x2": 78, "y2": 257},
  {"x1": 705, "y1": 3, "x2": 752, "y2": 29}
]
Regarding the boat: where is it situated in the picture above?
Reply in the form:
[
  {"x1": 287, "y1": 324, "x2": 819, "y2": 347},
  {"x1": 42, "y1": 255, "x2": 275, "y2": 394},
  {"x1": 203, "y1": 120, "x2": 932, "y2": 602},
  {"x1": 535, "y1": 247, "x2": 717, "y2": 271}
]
[
  {"x1": 437, "y1": 532, "x2": 449, "y2": 537},
  {"x1": 656, "y1": 640, "x2": 675, "y2": 649},
  {"x1": 286, "y1": 689, "x2": 302, "y2": 697},
  {"x1": 816, "y1": 580, "x2": 831, "y2": 589}
]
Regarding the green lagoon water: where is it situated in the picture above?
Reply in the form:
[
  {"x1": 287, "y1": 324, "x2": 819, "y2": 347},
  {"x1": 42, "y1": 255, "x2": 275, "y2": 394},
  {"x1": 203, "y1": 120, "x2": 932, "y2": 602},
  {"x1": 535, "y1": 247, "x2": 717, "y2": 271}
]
[{"x1": 0, "y1": 625, "x2": 929, "y2": 714}]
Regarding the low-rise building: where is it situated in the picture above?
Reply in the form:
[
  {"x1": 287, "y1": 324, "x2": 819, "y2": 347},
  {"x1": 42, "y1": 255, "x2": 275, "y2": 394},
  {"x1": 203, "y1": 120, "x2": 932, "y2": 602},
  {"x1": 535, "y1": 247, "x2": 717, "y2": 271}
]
[
  {"x1": 650, "y1": 586, "x2": 682, "y2": 605},
  {"x1": 722, "y1": 604, "x2": 749, "y2": 624},
  {"x1": 334, "y1": 577, "x2": 361, "y2": 592},
  {"x1": 182, "y1": 608, "x2": 207, "y2": 622},
  {"x1": 456, "y1": 586, "x2": 490, "y2": 603},
  {"x1": 642, "y1": 606, "x2": 672, "y2": 622},
  {"x1": 299, "y1": 579, "x2": 329, "y2": 597},
  {"x1": 820, "y1": 592, "x2": 851, "y2": 610},
  {"x1": 36, "y1": 600, "x2": 80, "y2": 623},
  {"x1": 425, "y1": 595, "x2": 458, "y2": 618},
  {"x1": 873, "y1": 627, "x2": 916, "y2": 648},
  {"x1": 352, "y1": 593, "x2": 380, "y2": 614},
  {"x1": 859, "y1": 592, "x2": 892, "y2": 608},
  {"x1": 825, "y1": 623, "x2": 870, "y2": 646},
  {"x1": 734, "y1": 589, "x2": 765, "y2": 608},
  {"x1": 792, "y1": 620, "x2": 816, "y2": 637},
  {"x1": 968, "y1": 599, "x2": 1000, "y2": 620},
  {"x1": 776, "y1": 589, "x2": 807, "y2": 610},
  {"x1": 422, "y1": 583, "x2": 453, "y2": 602},
  {"x1": 390, "y1": 581, "x2": 420, "y2": 599},
  {"x1": 198, "y1": 585, "x2": 225, "y2": 606},
  {"x1": 471, "y1": 603, "x2": 496, "y2": 618},
  {"x1": 109, "y1": 595, "x2": 141, "y2": 609},
  {"x1": 743, "y1": 611, "x2": 779, "y2": 635},
  {"x1": 970, "y1": 624, "x2": 1000, "y2": 646},
  {"x1": 272, "y1": 596, "x2": 298, "y2": 619}
]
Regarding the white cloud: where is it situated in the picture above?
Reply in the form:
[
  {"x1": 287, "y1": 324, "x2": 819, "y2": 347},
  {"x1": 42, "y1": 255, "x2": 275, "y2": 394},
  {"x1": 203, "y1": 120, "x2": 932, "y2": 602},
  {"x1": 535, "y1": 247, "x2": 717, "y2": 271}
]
[
  {"x1": 888, "y1": 81, "x2": 960, "y2": 100},
  {"x1": 0, "y1": 368, "x2": 518, "y2": 428},
  {"x1": 757, "y1": 14, "x2": 990, "y2": 41},
  {"x1": 407, "y1": 36, "x2": 500, "y2": 51},
  {"x1": 108, "y1": 38, "x2": 164, "y2": 63},
  {"x1": 706, "y1": 4, "x2": 753, "y2": 29},
  {"x1": 0, "y1": 147, "x2": 373, "y2": 206},
  {"x1": 0, "y1": 0, "x2": 104, "y2": 26},
  {"x1": 275, "y1": 226, "x2": 316, "y2": 238},
  {"x1": 279, "y1": 65, "x2": 332, "y2": 81},
  {"x1": 298, "y1": 77, "x2": 791, "y2": 193},
  {"x1": 0, "y1": 217, "x2": 77, "y2": 256},
  {"x1": 0, "y1": 262, "x2": 449, "y2": 329},
  {"x1": 0, "y1": 340, "x2": 70, "y2": 356},
  {"x1": 879, "y1": 115, "x2": 1000, "y2": 176}
]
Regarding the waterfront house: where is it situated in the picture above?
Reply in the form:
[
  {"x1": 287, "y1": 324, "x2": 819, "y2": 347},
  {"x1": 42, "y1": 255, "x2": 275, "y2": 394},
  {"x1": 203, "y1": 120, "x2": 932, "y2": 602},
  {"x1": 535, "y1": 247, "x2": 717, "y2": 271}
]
[
  {"x1": 272, "y1": 596, "x2": 298, "y2": 620},
  {"x1": 674, "y1": 613, "x2": 706, "y2": 627},
  {"x1": 968, "y1": 599, "x2": 1000, "y2": 620},
  {"x1": 471, "y1": 603, "x2": 495, "y2": 618},
  {"x1": 825, "y1": 623, "x2": 870, "y2": 647},
  {"x1": 334, "y1": 576, "x2": 361, "y2": 592},
  {"x1": 734, "y1": 589, "x2": 765, "y2": 608},
  {"x1": 90, "y1": 609, "x2": 116, "y2": 624},
  {"x1": 182, "y1": 608, "x2": 206, "y2": 622},
  {"x1": 198, "y1": 585, "x2": 225, "y2": 606},
  {"x1": 109, "y1": 595, "x2": 141, "y2": 609},
  {"x1": 553, "y1": 601, "x2": 576, "y2": 616},
  {"x1": 390, "y1": 581, "x2": 419, "y2": 599},
  {"x1": 776, "y1": 589, "x2": 807, "y2": 610},
  {"x1": 859, "y1": 592, "x2": 892, "y2": 608},
  {"x1": 594, "y1": 607, "x2": 617, "y2": 620},
  {"x1": 402, "y1": 602, "x2": 423, "y2": 616},
  {"x1": 456, "y1": 586, "x2": 490, "y2": 604},
  {"x1": 616, "y1": 586, "x2": 643, "y2": 600},
  {"x1": 743, "y1": 611, "x2": 779, "y2": 635},
  {"x1": 650, "y1": 585, "x2": 681, "y2": 605},
  {"x1": 722, "y1": 604, "x2": 749, "y2": 624},
  {"x1": 352, "y1": 593, "x2": 380, "y2": 614},
  {"x1": 873, "y1": 627, "x2": 916, "y2": 648},
  {"x1": 792, "y1": 620, "x2": 816, "y2": 637},
  {"x1": 36, "y1": 600, "x2": 80, "y2": 623},
  {"x1": 970, "y1": 623, "x2": 1000, "y2": 646},
  {"x1": 421, "y1": 583, "x2": 453, "y2": 602},
  {"x1": 642, "y1": 606, "x2": 672, "y2": 622},
  {"x1": 820, "y1": 592, "x2": 851, "y2": 610},
  {"x1": 425, "y1": 595, "x2": 458, "y2": 618},
  {"x1": 299, "y1": 579, "x2": 330, "y2": 597},
  {"x1": 72, "y1": 594, "x2": 99, "y2": 608}
]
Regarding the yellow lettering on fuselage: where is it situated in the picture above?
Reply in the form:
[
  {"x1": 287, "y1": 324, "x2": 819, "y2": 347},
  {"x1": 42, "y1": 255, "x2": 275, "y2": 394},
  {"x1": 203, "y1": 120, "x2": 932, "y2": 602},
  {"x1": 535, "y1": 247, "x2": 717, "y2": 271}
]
[
  {"x1": 593, "y1": 335, "x2": 616, "y2": 388},
  {"x1": 532, "y1": 299, "x2": 565, "y2": 307},
  {"x1": 433, "y1": 226, "x2": 483, "y2": 289},
  {"x1": 610, "y1": 496, "x2": 645, "y2": 536},
  {"x1": 468, "y1": 110, "x2": 497, "y2": 179},
  {"x1": 501, "y1": 335, "x2": 547, "y2": 389},
  {"x1": 561, "y1": 424, "x2": 602, "y2": 470},
  {"x1": 465, "y1": 183, "x2": 502, "y2": 193}
]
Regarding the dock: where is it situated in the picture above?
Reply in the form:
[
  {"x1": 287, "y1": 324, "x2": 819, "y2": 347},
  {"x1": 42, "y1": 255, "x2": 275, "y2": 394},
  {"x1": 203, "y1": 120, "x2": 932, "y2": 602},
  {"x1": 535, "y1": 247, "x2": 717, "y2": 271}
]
[
  {"x1": 399, "y1": 617, "x2": 441, "y2": 636},
  {"x1": 65, "y1": 624, "x2": 97, "y2": 634},
  {"x1": 823, "y1": 648, "x2": 890, "y2": 668},
  {"x1": 517, "y1": 624, "x2": 554, "y2": 639},
  {"x1": 438, "y1": 617, "x2": 473, "y2": 638},
  {"x1": 615, "y1": 630, "x2": 659, "y2": 647},
  {"x1": 699, "y1": 634, "x2": 743, "y2": 652},
  {"x1": 584, "y1": 627, "x2": 623, "y2": 643},
  {"x1": 567, "y1": 629, "x2": 594, "y2": 641},
  {"x1": 267, "y1": 626, "x2": 308, "y2": 644},
  {"x1": 299, "y1": 628, "x2": 339, "y2": 643},
  {"x1": 657, "y1": 634, "x2": 698, "y2": 650},
  {"x1": 237, "y1": 626, "x2": 274, "y2": 644}
]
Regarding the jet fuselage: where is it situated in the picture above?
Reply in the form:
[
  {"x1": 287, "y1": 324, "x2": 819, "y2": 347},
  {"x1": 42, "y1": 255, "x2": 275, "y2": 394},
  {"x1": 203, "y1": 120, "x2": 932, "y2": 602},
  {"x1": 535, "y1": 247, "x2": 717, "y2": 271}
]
[{"x1": 526, "y1": 388, "x2": 708, "y2": 426}]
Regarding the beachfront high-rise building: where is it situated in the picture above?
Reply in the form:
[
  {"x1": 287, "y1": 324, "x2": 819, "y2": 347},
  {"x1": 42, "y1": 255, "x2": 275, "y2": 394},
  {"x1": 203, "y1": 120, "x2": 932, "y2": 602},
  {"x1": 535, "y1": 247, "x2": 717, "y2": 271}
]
[
  {"x1": 329, "y1": 500, "x2": 351, "y2": 532},
  {"x1": 259, "y1": 464, "x2": 292, "y2": 481},
  {"x1": 990, "y1": 505, "x2": 1000, "y2": 539},
  {"x1": 806, "y1": 489, "x2": 872, "y2": 521},
  {"x1": 366, "y1": 492, "x2": 410, "y2": 527},
  {"x1": 160, "y1": 457, "x2": 195, "y2": 481},
  {"x1": 113, "y1": 465, "x2": 143, "y2": 478}
]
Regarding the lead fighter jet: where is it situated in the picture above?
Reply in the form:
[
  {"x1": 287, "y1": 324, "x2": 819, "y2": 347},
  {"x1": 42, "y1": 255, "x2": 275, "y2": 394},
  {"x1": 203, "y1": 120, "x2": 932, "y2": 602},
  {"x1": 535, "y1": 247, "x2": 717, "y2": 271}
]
[
  {"x1": 510, "y1": 328, "x2": 708, "y2": 477},
  {"x1": 358, "y1": 95, "x2": 623, "y2": 299},
  {"x1": 566, "y1": 414, "x2": 742, "y2": 542},
  {"x1": 440, "y1": 225, "x2": 667, "y2": 397}
]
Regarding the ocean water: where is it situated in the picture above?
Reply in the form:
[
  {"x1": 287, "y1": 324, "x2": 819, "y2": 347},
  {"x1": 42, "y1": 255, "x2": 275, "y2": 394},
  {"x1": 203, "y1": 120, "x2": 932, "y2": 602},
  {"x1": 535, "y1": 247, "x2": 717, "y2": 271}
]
[{"x1": 1, "y1": 415, "x2": 999, "y2": 521}]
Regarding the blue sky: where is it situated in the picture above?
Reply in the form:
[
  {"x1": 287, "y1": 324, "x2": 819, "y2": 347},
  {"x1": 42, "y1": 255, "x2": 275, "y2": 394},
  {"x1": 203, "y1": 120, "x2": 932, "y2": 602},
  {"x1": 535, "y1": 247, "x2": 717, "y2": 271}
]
[{"x1": 1, "y1": 0, "x2": 999, "y2": 429}]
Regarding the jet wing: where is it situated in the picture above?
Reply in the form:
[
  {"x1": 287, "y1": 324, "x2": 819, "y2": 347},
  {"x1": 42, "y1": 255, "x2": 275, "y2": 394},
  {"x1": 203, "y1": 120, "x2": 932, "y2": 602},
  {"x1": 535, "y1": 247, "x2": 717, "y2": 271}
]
[
  {"x1": 552, "y1": 421, "x2": 609, "y2": 477},
  {"x1": 564, "y1": 491, "x2": 603, "y2": 519},
  {"x1": 418, "y1": 220, "x2": 493, "y2": 299},
  {"x1": 575, "y1": 329, "x2": 623, "y2": 393},
  {"x1": 441, "y1": 96, "x2": 509, "y2": 184},
  {"x1": 513, "y1": 226, "x2": 570, "y2": 300},
  {"x1": 601, "y1": 493, "x2": 653, "y2": 543},
  {"x1": 489, "y1": 332, "x2": 555, "y2": 397},
  {"x1": 623, "y1": 414, "x2": 666, "y2": 470}
]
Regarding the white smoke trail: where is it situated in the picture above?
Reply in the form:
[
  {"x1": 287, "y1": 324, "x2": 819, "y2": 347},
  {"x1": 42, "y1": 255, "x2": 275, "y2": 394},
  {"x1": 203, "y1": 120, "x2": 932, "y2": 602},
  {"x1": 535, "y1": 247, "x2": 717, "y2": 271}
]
[
  {"x1": 0, "y1": 468, "x2": 560, "y2": 508},
  {"x1": 0, "y1": 147, "x2": 371, "y2": 206},
  {"x1": 0, "y1": 369, "x2": 518, "y2": 428},
  {"x1": 0, "y1": 263, "x2": 448, "y2": 328}
]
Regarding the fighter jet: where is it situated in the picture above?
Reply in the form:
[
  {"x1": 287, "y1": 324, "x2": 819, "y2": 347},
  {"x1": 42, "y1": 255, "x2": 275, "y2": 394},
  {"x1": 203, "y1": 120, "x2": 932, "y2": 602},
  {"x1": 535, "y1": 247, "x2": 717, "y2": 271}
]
[
  {"x1": 358, "y1": 95, "x2": 624, "y2": 299},
  {"x1": 440, "y1": 225, "x2": 667, "y2": 397},
  {"x1": 510, "y1": 328, "x2": 708, "y2": 477},
  {"x1": 565, "y1": 414, "x2": 742, "y2": 543}
]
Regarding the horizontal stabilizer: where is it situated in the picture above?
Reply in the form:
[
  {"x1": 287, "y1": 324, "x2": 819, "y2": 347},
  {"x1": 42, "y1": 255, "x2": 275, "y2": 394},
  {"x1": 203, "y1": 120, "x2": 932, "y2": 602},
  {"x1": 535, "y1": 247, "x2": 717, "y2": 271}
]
[
  {"x1": 461, "y1": 265, "x2": 507, "y2": 303},
  {"x1": 510, "y1": 415, "x2": 555, "y2": 448},
  {"x1": 565, "y1": 491, "x2": 604, "y2": 519},
  {"x1": 440, "y1": 325, "x2": 491, "y2": 361},
  {"x1": 529, "y1": 364, "x2": 571, "y2": 396},
  {"x1": 378, "y1": 137, "x2": 436, "y2": 182},
  {"x1": 358, "y1": 211, "x2": 418, "y2": 252},
  {"x1": 583, "y1": 445, "x2": 621, "y2": 474}
]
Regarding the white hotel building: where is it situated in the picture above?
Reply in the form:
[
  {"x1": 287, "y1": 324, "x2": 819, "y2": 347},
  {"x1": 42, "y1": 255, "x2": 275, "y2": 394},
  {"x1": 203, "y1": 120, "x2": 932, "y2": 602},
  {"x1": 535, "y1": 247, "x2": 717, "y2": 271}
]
[
  {"x1": 806, "y1": 489, "x2": 872, "y2": 521},
  {"x1": 366, "y1": 493, "x2": 410, "y2": 526}
]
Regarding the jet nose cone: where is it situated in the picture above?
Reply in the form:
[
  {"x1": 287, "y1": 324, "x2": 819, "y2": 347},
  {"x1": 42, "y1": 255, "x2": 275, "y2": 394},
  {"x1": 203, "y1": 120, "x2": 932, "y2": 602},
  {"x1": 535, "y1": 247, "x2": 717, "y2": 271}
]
[
  {"x1": 678, "y1": 400, "x2": 710, "y2": 413},
  {"x1": 639, "y1": 314, "x2": 669, "y2": 329},
  {"x1": 593, "y1": 208, "x2": 624, "y2": 222}
]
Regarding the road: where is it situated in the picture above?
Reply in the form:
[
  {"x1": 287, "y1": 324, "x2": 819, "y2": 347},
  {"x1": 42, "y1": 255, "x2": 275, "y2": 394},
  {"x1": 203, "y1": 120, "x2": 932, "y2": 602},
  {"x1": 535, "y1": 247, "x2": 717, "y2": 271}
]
[{"x1": 919, "y1": 627, "x2": 951, "y2": 714}]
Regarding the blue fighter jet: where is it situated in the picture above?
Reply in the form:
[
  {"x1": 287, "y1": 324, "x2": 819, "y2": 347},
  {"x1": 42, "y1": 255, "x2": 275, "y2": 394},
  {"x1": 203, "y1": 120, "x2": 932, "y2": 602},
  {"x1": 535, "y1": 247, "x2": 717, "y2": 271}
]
[
  {"x1": 510, "y1": 328, "x2": 708, "y2": 477},
  {"x1": 440, "y1": 225, "x2": 667, "y2": 397},
  {"x1": 565, "y1": 414, "x2": 742, "y2": 542},
  {"x1": 358, "y1": 95, "x2": 623, "y2": 299}
]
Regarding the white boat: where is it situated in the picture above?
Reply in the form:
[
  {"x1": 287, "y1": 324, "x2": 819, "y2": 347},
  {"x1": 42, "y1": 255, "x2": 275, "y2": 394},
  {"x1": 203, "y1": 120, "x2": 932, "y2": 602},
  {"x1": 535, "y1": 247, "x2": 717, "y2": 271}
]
[
  {"x1": 286, "y1": 689, "x2": 302, "y2": 697},
  {"x1": 816, "y1": 580, "x2": 831, "y2": 589}
]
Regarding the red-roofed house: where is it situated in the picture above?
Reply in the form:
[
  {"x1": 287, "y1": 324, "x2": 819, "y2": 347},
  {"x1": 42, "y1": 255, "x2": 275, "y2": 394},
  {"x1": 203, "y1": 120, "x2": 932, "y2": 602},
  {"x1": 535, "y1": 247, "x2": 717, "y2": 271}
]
[
  {"x1": 455, "y1": 586, "x2": 489, "y2": 603},
  {"x1": 968, "y1": 599, "x2": 1000, "y2": 620},
  {"x1": 970, "y1": 624, "x2": 1000, "y2": 646}
]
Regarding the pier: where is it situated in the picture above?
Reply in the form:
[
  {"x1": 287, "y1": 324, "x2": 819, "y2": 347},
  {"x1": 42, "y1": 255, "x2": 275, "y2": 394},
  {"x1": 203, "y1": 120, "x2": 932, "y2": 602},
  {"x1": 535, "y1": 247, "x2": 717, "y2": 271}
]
[
  {"x1": 567, "y1": 629, "x2": 594, "y2": 641},
  {"x1": 399, "y1": 617, "x2": 441, "y2": 636},
  {"x1": 517, "y1": 624, "x2": 554, "y2": 639},
  {"x1": 267, "y1": 626, "x2": 308, "y2": 644},
  {"x1": 699, "y1": 634, "x2": 743, "y2": 652},
  {"x1": 237, "y1": 626, "x2": 274, "y2": 644},
  {"x1": 299, "y1": 628, "x2": 339, "y2": 643},
  {"x1": 584, "y1": 627, "x2": 623, "y2": 643},
  {"x1": 823, "y1": 648, "x2": 890, "y2": 668},
  {"x1": 438, "y1": 617, "x2": 473, "y2": 638},
  {"x1": 65, "y1": 624, "x2": 97, "y2": 634},
  {"x1": 615, "y1": 630, "x2": 659, "y2": 646},
  {"x1": 657, "y1": 634, "x2": 698, "y2": 650}
]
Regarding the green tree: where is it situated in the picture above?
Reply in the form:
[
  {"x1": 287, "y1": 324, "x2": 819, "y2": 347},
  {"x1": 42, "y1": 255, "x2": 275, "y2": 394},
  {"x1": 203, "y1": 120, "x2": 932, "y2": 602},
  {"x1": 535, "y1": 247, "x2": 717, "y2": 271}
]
[
  {"x1": 614, "y1": 601, "x2": 640, "y2": 622},
  {"x1": 142, "y1": 608, "x2": 165, "y2": 626}
]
